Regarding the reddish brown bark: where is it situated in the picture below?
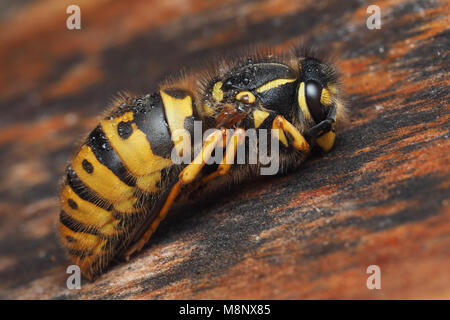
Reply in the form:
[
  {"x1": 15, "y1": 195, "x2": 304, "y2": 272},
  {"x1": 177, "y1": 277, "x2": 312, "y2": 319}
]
[{"x1": 0, "y1": 0, "x2": 448, "y2": 299}]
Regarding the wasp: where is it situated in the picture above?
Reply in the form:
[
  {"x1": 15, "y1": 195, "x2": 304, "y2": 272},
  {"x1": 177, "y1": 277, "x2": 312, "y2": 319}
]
[{"x1": 58, "y1": 47, "x2": 346, "y2": 279}]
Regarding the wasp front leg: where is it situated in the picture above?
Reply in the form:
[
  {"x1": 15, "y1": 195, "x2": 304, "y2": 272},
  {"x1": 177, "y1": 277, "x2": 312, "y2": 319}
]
[
  {"x1": 123, "y1": 128, "x2": 228, "y2": 260},
  {"x1": 306, "y1": 105, "x2": 337, "y2": 152},
  {"x1": 201, "y1": 128, "x2": 246, "y2": 184},
  {"x1": 272, "y1": 115, "x2": 311, "y2": 154}
]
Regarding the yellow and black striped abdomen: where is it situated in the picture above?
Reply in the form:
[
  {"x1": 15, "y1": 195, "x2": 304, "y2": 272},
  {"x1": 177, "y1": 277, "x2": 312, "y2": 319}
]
[{"x1": 59, "y1": 90, "x2": 196, "y2": 279}]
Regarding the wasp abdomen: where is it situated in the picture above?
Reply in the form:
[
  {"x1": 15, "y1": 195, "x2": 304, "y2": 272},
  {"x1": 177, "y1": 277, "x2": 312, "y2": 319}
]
[{"x1": 59, "y1": 90, "x2": 197, "y2": 279}]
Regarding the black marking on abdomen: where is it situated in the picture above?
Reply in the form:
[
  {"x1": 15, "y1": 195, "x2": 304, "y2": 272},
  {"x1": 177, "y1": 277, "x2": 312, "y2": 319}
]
[
  {"x1": 68, "y1": 248, "x2": 93, "y2": 259},
  {"x1": 65, "y1": 166, "x2": 113, "y2": 211},
  {"x1": 86, "y1": 126, "x2": 135, "y2": 186},
  {"x1": 67, "y1": 198, "x2": 78, "y2": 210},
  {"x1": 60, "y1": 210, "x2": 100, "y2": 236},
  {"x1": 133, "y1": 93, "x2": 174, "y2": 159},
  {"x1": 117, "y1": 121, "x2": 133, "y2": 139},
  {"x1": 82, "y1": 159, "x2": 94, "y2": 173},
  {"x1": 65, "y1": 235, "x2": 77, "y2": 243}
]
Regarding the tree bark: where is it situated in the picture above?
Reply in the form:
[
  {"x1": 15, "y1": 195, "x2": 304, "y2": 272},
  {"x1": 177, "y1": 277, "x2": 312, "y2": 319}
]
[{"x1": 0, "y1": 0, "x2": 448, "y2": 299}]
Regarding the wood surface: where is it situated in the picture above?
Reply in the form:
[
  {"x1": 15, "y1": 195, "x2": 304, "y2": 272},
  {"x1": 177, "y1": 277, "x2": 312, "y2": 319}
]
[{"x1": 0, "y1": 0, "x2": 449, "y2": 299}]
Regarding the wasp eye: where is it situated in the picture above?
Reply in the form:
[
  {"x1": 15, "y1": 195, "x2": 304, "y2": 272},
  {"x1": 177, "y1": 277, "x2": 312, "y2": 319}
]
[{"x1": 305, "y1": 80, "x2": 326, "y2": 123}]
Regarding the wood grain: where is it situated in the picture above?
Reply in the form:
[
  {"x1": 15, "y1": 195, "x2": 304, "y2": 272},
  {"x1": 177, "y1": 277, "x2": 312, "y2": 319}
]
[{"x1": 0, "y1": 0, "x2": 448, "y2": 299}]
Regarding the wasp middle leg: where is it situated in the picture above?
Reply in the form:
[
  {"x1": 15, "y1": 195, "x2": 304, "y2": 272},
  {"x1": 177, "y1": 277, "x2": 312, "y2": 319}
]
[{"x1": 272, "y1": 115, "x2": 311, "y2": 154}]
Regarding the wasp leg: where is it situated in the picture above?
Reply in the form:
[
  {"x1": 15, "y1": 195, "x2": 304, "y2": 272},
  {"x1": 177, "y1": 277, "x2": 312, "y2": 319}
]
[
  {"x1": 272, "y1": 115, "x2": 311, "y2": 154},
  {"x1": 305, "y1": 105, "x2": 337, "y2": 152},
  {"x1": 306, "y1": 105, "x2": 337, "y2": 139},
  {"x1": 123, "y1": 129, "x2": 227, "y2": 260},
  {"x1": 201, "y1": 128, "x2": 246, "y2": 184}
]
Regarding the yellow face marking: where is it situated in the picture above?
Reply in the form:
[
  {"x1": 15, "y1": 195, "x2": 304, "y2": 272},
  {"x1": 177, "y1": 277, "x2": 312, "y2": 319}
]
[
  {"x1": 256, "y1": 78, "x2": 296, "y2": 93},
  {"x1": 61, "y1": 186, "x2": 120, "y2": 236},
  {"x1": 136, "y1": 171, "x2": 161, "y2": 193},
  {"x1": 320, "y1": 88, "x2": 332, "y2": 106},
  {"x1": 212, "y1": 81, "x2": 224, "y2": 102},
  {"x1": 316, "y1": 131, "x2": 336, "y2": 152},
  {"x1": 160, "y1": 90, "x2": 194, "y2": 155},
  {"x1": 298, "y1": 82, "x2": 312, "y2": 121},
  {"x1": 101, "y1": 113, "x2": 173, "y2": 177},
  {"x1": 59, "y1": 223, "x2": 106, "y2": 252},
  {"x1": 253, "y1": 110, "x2": 270, "y2": 128},
  {"x1": 73, "y1": 145, "x2": 135, "y2": 203},
  {"x1": 236, "y1": 91, "x2": 256, "y2": 104}
]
